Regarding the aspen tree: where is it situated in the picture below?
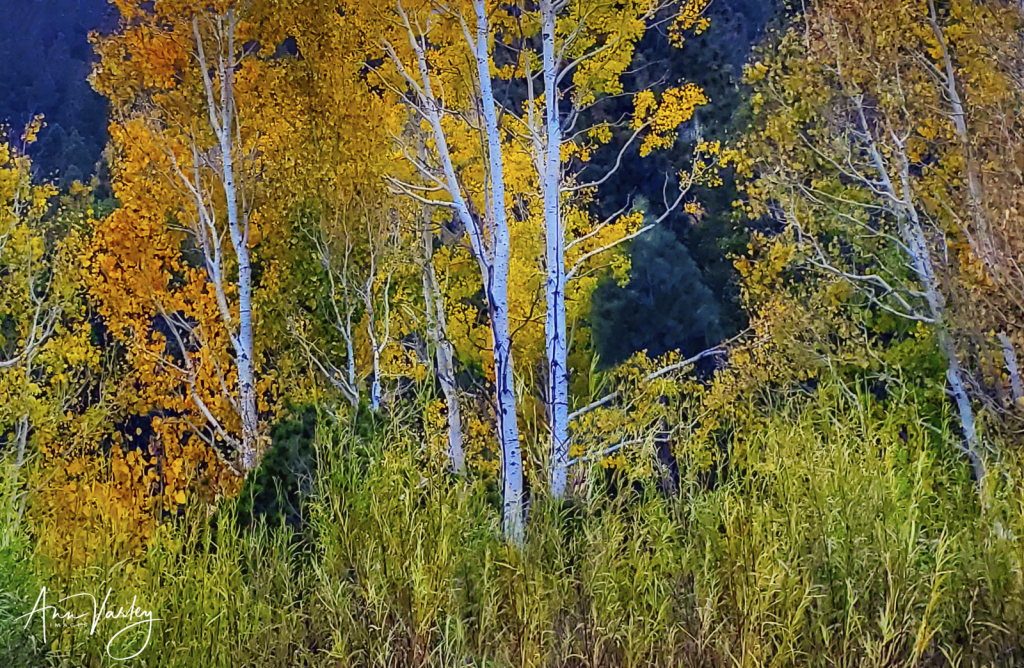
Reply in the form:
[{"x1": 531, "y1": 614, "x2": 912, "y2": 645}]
[
  {"x1": 522, "y1": 0, "x2": 714, "y2": 497},
  {"x1": 92, "y1": 2, "x2": 266, "y2": 475},
  {"x1": 376, "y1": 0, "x2": 526, "y2": 541},
  {"x1": 733, "y1": 0, "x2": 1024, "y2": 488}
]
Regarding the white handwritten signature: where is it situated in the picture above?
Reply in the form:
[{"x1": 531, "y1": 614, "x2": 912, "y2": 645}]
[{"x1": 16, "y1": 587, "x2": 160, "y2": 661}]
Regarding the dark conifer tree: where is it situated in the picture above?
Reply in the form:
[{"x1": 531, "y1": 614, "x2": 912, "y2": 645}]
[{"x1": 591, "y1": 226, "x2": 722, "y2": 368}]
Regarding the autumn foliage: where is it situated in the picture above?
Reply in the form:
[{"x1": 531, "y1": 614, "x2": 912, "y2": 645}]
[{"x1": 5, "y1": 0, "x2": 1024, "y2": 664}]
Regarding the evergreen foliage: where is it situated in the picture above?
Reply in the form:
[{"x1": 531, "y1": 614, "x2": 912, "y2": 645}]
[
  {"x1": 591, "y1": 226, "x2": 722, "y2": 368},
  {"x1": 0, "y1": 0, "x2": 114, "y2": 183}
]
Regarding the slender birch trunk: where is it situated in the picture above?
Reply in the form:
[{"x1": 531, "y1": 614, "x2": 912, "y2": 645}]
[
  {"x1": 213, "y1": 14, "x2": 257, "y2": 472},
  {"x1": 388, "y1": 0, "x2": 524, "y2": 541},
  {"x1": 903, "y1": 218, "x2": 985, "y2": 484},
  {"x1": 420, "y1": 216, "x2": 466, "y2": 473},
  {"x1": 472, "y1": 0, "x2": 524, "y2": 542},
  {"x1": 998, "y1": 332, "x2": 1024, "y2": 403},
  {"x1": 189, "y1": 11, "x2": 259, "y2": 472},
  {"x1": 370, "y1": 346, "x2": 382, "y2": 412},
  {"x1": 326, "y1": 230, "x2": 361, "y2": 406},
  {"x1": 5, "y1": 369, "x2": 33, "y2": 537},
  {"x1": 336, "y1": 229, "x2": 361, "y2": 406},
  {"x1": 894, "y1": 157, "x2": 986, "y2": 486},
  {"x1": 364, "y1": 269, "x2": 383, "y2": 412},
  {"x1": 346, "y1": 335, "x2": 358, "y2": 400},
  {"x1": 540, "y1": 0, "x2": 571, "y2": 499},
  {"x1": 853, "y1": 96, "x2": 986, "y2": 487},
  {"x1": 7, "y1": 414, "x2": 30, "y2": 529},
  {"x1": 13, "y1": 414, "x2": 28, "y2": 473},
  {"x1": 926, "y1": 0, "x2": 996, "y2": 272}
]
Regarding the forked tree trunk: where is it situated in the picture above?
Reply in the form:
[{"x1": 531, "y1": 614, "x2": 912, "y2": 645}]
[
  {"x1": 392, "y1": 0, "x2": 524, "y2": 542},
  {"x1": 217, "y1": 107, "x2": 259, "y2": 472},
  {"x1": 856, "y1": 94, "x2": 986, "y2": 489}
]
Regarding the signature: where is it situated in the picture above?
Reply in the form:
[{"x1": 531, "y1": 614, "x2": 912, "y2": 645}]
[{"x1": 16, "y1": 586, "x2": 160, "y2": 661}]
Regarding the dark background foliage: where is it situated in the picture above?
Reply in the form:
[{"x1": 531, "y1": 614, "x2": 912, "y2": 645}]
[
  {"x1": 591, "y1": 226, "x2": 722, "y2": 368},
  {"x1": 586, "y1": 0, "x2": 783, "y2": 362},
  {"x1": 0, "y1": 0, "x2": 115, "y2": 185}
]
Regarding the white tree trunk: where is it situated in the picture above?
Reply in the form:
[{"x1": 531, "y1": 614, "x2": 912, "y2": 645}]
[
  {"x1": 5, "y1": 364, "x2": 33, "y2": 535},
  {"x1": 999, "y1": 332, "x2": 1024, "y2": 403},
  {"x1": 371, "y1": 351, "x2": 382, "y2": 412},
  {"x1": 902, "y1": 210, "x2": 986, "y2": 485},
  {"x1": 218, "y1": 128, "x2": 258, "y2": 471},
  {"x1": 389, "y1": 0, "x2": 524, "y2": 541},
  {"x1": 190, "y1": 9, "x2": 260, "y2": 469},
  {"x1": 927, "y1": 0, "x2": 996, "y2": 270},
  {"x1": 364, "y1": 270, "x2": 383, "y2": 413},
  {"x1": 347, "y1": 341, "x2": 358, "y2": 400},
  {"x1": 13, "y1": 413, "x2": 28, "y2": 472},
  {"x1": 420, "y1": 220, "x2": 466, "y2": 473},
  {"x1": 321, "y1": 231, "x2": 361, "y2": 407},
  {"x1": 213, "y1": 16, "x2": 259, "y2": 472},
  {"x1": 541, "y1": 0, "x2": 570, "y2": 499},
  {"x1": 854, "y1": 95, "x2": 986, "y2": 488},
  {"x1": 473, "y1": 0, "x2": 524, "y2": 543}
]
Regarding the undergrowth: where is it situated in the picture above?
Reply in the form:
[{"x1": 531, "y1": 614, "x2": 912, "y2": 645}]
[{"x1": 3, "y1": 376, "x2": 1023, "y2": 667}]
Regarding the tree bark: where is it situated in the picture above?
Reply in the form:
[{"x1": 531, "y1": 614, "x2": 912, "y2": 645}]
[
  {"x1": 854, "y1": 93, "x2": 986, "y2": 488},
  {"x1": 365, "y1": 271, "x2": 383, "y2": 413},
  {"x1": 473, "y1": 0, "x2": 524, "y2": 543},
  {"x1": 420, "y1": 217, "x2": 466, "y2": 474},
  {"x1": 541, "y1": 0, "x2": 571, "y2": 500},
  {"x1": 390, "y1": 0, "x2": 524, "y2": 542},
  {"x1": 926, "y1": 0, "x2": 997, "y2": 272},
  {"x1": 193, "y1": 11, "x2": 260, "y2": 473},
  {"x1": 999, "y1": 332, "x2": 1024, "y2": 403},
  {"x1": 217, "y1": 89, "x2": 259, "y2": 473},
  {"x1": 901, "y1": 205, "x2": 986, "y2": 486}
]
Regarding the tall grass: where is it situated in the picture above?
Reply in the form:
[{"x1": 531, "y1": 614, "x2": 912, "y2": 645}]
[
  {"x1": 4, "y1": 502, "x2": 325, "y2": 667},
  {"x1": 3, "y1": 376, "x2": 1023, "y2": 666},
  {"x1": 0, "y1": 458, "x2": 48, "y2": 665}
]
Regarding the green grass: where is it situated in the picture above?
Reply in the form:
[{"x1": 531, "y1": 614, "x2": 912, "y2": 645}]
[{"x1": 3, "y1": 376, "x2": 1023, "y2": 667}]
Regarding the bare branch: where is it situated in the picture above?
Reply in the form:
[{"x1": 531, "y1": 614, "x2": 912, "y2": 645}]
[{"x1": 566, "y1": 223, "x2": 652, "y2": 281}]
